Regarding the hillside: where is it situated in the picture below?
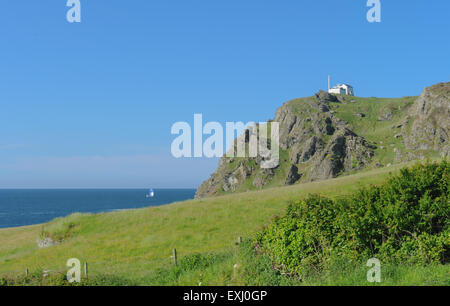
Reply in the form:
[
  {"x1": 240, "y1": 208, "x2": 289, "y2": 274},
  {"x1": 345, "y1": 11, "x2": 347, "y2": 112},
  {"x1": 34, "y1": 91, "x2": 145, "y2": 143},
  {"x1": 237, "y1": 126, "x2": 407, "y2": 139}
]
[
  {"x1": 0, "y1": 162, "x2": 422, "y2": 281},
  {"x1": 196, "y1": 82, "x2": 449, "y2": 198}
]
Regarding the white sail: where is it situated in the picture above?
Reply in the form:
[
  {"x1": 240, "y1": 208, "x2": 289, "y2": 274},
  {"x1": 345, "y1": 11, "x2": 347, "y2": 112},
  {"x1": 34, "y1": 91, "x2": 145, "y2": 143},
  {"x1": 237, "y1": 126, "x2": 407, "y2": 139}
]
[{"x1": 146, "y1": 189, "x2": 154, "y2": 198}]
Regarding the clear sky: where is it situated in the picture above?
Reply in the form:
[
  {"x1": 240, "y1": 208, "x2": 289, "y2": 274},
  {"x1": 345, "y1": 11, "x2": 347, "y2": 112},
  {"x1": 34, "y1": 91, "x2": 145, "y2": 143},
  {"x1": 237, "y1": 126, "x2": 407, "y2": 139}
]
[{"x1": 0, "y1": 1, "x2": 449, "y2": 188}]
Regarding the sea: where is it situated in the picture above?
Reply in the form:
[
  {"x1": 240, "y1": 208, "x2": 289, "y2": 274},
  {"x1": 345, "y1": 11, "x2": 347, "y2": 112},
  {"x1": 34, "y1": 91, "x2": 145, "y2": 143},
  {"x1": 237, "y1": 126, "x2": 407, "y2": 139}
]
[{"x1": 0, "y1": 189, "x2": 196, "y2": 229}]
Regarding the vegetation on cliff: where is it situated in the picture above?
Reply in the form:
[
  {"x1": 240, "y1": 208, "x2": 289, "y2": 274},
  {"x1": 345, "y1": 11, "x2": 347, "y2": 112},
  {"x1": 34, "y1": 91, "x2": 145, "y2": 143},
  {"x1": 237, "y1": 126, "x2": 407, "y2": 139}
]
[{"x1": 196, "y1": 83, "x2": 449, "y2": 198}]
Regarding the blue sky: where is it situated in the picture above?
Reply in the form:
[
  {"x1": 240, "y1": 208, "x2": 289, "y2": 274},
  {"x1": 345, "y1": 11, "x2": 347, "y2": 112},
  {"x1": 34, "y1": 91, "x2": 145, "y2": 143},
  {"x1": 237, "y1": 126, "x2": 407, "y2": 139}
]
[{"x1": 0, "y1": 0, "x2": 449, "y2": 188}]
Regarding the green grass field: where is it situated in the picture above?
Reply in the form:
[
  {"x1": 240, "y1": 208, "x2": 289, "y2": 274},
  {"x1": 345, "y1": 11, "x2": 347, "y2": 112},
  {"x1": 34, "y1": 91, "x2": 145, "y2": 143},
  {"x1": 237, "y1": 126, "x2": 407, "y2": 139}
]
[{"x1": 1, "y1": 160, "x2": 447, "y2": 285}]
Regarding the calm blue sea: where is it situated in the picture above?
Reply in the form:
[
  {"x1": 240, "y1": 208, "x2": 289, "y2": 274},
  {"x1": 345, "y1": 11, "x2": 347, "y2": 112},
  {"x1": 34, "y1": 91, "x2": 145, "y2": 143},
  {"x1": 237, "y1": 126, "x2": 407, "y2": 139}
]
[{"x1": 0, "y1": 189, "x2": 196, "y2": 228}]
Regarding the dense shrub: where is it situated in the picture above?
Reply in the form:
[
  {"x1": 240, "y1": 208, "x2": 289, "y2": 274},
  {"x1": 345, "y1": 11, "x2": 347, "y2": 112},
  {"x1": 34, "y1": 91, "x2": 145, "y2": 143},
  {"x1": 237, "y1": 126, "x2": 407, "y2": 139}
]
[
  {"x1": 257, "y1": 160, "x2": 449, "y2": 276},
  {"x1": 256, "y1": 195, "x2": 341, "y2": 275}
]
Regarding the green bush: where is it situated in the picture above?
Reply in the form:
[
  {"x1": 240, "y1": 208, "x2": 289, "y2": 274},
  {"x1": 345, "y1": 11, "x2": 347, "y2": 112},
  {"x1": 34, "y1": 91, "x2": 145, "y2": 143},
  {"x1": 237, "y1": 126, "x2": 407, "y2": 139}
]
[
  {"x1": 257, "y1": 160, "x2": 449, "y2": 276},
  {"x1": 256, "y1": 195, "x2": 341, "y2": 276}
]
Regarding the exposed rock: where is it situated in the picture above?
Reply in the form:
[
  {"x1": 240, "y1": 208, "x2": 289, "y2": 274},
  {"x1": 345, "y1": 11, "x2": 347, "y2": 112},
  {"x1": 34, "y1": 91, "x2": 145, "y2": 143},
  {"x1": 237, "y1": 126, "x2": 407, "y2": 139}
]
[
  {"x1": 285, "y1": 165, "x2": 302, "y2": 185},
  {"x1": 315, "y1": 90, "x2": 338, "y2": 102},
  {"x1": 318, "y1": 103, "x2": 330, "y2": 113},
  {"x1": 253, "y1": 169, "x2": 275, "y2": 189},
  {"x1": 223, "y1": 175, "x2": 239, "y2": 192},
  {"x1": 289, "y1": 140, "x2": 320, "y2": 165},
  {"x1": 300, "y1": 136, "x2": 322, "y2": 163},
  {"x1": 402, "y1": 82, "x2": 450, "y2": 156},
  {"x1": 307, "y1": 128, "x2": 374, "y2": 181},
  {"x1": 378, "y1": 111, "x2": 394, "y2": 121},
  {"x1": 37, "y1": 237, "x2": 59, "y2": 248}
]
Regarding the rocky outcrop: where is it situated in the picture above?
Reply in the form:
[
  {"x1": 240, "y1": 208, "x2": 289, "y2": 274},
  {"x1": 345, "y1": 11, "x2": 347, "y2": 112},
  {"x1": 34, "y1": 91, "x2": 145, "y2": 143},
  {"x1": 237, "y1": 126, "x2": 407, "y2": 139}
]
[
  {"x1": 308, "y1": 128, "x2": 375, "y2": 181},
  {"x1": 195, "y1": 83, "x2": 449, "y2": 198},
  {"x1": 253, "y1": 168, "x2": 275, "y2": 189},
  {"x1": 195, "y1": 91, "x2": 375, "y2": 198},
  {"x1": 37, "y1": 237, "x2": 59, "y2": 248},
  {"x1": 290, "y1": 136, "x2": 323, "y2": 164},
  {"x1": 402, "y1": 82, "x2": 450, "y2": 157},
  {"x1": 285, "y1": 165, "x2": 302, "y2": 185},
  {"x1": 315, "y1": 90, "x2": 339, "y2": 103}
]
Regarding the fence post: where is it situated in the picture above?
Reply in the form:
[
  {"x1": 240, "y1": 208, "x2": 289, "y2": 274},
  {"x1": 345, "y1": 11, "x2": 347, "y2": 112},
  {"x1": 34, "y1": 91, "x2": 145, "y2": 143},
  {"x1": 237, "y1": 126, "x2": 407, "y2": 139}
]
[
  {"x1": 25, "y1": 268, "x2": 29, "y2": 277},
  {"x1": 233, "y1": 263, "x2": 240, "y2": 279},
  {"x1": 173, "y1": 248, "x2": 177, "y2": 266},
  {"x1": 84, "y1": 262, "x2": 88, "y2": 279},
  {"x1": 238, "y1": 236, "x2": 242, "y2": 244}
]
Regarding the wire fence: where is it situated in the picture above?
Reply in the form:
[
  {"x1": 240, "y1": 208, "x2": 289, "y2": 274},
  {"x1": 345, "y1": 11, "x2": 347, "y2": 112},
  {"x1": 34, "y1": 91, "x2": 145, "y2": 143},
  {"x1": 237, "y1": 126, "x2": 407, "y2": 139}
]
[{"x1": 0, "y1": 236, "x2": 245, "y2": 284}]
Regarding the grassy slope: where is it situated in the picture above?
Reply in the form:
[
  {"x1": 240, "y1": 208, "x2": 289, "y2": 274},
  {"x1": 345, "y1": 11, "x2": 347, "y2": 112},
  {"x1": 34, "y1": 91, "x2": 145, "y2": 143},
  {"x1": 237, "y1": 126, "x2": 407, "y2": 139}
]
[
  {"x1": 327, "y1": 95, "x2": 441, "y2": 165},
  {"x1": 0, "y1": 161, "x2": 428, "y2": 282}
]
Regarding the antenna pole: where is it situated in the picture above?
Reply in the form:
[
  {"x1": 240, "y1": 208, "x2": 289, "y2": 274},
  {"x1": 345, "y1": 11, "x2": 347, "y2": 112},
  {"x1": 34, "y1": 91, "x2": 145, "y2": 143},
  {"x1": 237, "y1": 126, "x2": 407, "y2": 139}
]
[{"x1": 328, "y1": 75, "x2": 331, "y2": 91}]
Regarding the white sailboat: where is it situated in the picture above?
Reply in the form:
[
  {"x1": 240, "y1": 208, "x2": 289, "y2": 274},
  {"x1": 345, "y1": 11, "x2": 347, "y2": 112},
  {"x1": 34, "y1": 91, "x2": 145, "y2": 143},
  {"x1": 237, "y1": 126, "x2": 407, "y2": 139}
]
[{"x1": 146, "y1": 189, "x2": 155, "y2": 198}]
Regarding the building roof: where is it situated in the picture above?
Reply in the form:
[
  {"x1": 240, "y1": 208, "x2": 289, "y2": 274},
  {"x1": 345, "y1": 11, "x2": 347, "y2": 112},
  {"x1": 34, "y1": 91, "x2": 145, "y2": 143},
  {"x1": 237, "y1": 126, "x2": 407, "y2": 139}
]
[{"x1": 331, "y1": 84, "x2": 353, "y2": 89}]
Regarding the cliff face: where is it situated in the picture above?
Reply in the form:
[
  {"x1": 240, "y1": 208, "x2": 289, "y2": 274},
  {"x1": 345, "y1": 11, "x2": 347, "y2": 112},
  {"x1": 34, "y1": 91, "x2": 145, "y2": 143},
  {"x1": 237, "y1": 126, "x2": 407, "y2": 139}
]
[
  {"x1": 195, "y1": 83, "x2": 450, "y2": 199},
  {"x1": 402, "y1": 82, "x2": 450, "y2": 157},
  {"x1": 274, "y1": 91, "x2": 375, "y2": 182},
  {"x1": 195, "y1": 91, "x2": 375, "y2": 198}
]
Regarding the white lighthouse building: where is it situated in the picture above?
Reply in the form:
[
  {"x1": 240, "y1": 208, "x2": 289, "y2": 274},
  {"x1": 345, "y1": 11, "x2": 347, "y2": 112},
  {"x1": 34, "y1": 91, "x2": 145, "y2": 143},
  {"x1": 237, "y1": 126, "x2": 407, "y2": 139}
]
[{"x1": 327, "y1": 76, "x2": 354, "y2": 96}]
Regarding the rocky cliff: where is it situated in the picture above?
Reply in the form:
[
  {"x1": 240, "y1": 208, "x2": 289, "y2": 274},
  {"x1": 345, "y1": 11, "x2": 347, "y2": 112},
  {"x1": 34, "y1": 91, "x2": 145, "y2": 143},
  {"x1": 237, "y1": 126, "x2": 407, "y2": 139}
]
[
  {"x1": 402, "y1": 82, "x2": 450, "y2": 157},
  {"x1": 195, "y1": 83, "x2": 450, "y2": 198}
]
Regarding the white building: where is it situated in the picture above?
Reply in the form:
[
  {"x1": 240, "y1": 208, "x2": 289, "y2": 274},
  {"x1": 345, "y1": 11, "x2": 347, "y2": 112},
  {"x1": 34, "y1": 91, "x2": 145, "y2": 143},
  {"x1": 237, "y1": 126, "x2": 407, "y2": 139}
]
[
  {"x1": 327, "y1": 76, "x2": 354, "y2": 96},
  {"x1": 329, "y1": 84, "x2": 354, "y2": 96}
]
